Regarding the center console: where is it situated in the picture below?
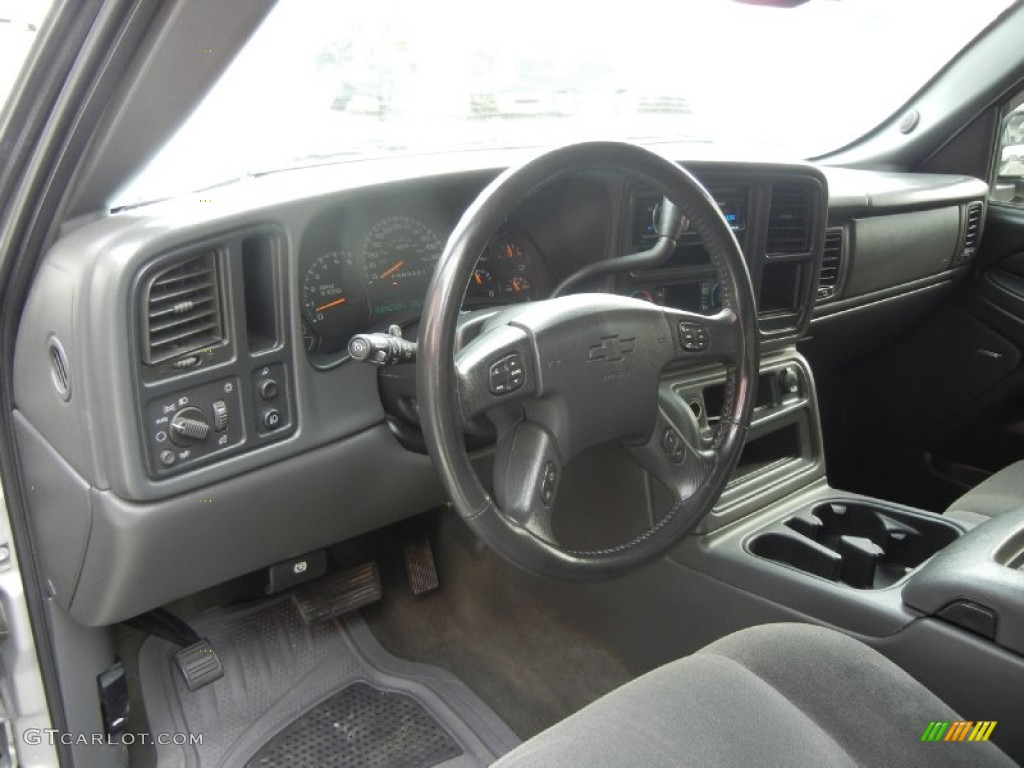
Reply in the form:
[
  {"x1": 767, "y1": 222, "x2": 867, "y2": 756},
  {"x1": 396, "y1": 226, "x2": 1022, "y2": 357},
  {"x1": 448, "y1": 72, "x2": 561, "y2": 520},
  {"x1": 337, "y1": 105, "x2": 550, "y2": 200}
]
[{"x1": 662, "y1": 349, "x2": 1024, "y2": 759}]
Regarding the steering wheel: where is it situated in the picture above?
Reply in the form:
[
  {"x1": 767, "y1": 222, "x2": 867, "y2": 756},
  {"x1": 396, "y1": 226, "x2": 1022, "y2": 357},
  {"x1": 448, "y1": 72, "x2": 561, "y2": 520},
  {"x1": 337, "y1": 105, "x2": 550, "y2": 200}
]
[{"x1": 418, "y1": 142, "x2": 758, "y2": 579}]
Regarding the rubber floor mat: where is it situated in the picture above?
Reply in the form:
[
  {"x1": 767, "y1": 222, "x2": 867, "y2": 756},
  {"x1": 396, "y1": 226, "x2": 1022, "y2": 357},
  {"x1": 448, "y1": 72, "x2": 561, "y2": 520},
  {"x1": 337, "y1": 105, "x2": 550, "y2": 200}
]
[
  {"x1": 138, "y1": 597, "x2": 519, "y2": 767},
  {"x1": 246, "y1": 682, "x2": 461, "y2": 768}
]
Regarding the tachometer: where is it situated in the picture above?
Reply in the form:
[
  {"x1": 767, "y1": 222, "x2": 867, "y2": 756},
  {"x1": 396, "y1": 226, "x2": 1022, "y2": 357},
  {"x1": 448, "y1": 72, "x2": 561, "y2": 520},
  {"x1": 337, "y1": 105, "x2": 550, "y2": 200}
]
[
  {"x1": 301, "y1": 251, "x2": 368, "y2": 355},
  {"x1": 364, "y1": 216, "x2": 444, "y2": 293}
]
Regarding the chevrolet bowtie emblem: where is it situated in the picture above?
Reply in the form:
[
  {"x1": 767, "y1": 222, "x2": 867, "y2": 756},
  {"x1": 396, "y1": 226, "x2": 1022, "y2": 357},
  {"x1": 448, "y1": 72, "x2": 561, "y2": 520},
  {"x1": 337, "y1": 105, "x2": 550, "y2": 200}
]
[{"x1": 587, "y1": 335, "x2": 637, "y2": 363}]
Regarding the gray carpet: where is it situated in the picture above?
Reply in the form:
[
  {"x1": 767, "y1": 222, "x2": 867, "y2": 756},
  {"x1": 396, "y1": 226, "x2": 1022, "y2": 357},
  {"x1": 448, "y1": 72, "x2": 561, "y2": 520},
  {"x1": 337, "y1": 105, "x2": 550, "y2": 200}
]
[{"x1": 363, "y1": 512, "x2": 635, "y2": 739}]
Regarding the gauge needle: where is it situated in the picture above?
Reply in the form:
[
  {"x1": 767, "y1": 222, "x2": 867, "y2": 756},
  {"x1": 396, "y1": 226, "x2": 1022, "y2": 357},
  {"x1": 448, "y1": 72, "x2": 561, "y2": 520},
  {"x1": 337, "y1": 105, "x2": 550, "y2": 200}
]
[
  {"x1": 473, "y1": 273, "x2": 483, "y2": 285},
  {"x1": 315, "y1": 297, "x2": 347, "y2": 313},
  {"x1": 379, "y1": 260, "x2": 405, "y2": 280}
]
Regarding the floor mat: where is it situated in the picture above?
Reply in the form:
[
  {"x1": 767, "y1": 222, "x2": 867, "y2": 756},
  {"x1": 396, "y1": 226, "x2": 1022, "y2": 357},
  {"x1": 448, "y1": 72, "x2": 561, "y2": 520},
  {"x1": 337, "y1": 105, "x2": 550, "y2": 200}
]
[
  {"x1": 247, "y1": 683, "x2": 461, "y2": 768},
  {"x1": 138, "y1": 597, "x2": 519, "y2": 768}
]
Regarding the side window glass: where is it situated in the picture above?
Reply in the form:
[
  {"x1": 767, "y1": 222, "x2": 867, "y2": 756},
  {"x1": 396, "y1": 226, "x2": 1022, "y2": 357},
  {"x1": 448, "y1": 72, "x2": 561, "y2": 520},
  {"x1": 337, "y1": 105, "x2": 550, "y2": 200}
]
[{"x1": 994, "y1": 98, "x2": 1024, "y2": 205}]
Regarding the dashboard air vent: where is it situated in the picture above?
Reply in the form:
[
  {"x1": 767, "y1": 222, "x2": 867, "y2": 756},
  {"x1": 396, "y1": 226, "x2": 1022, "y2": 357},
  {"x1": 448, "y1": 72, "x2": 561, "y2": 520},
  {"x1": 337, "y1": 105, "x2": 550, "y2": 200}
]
[
  {"x1": 818, "y1": 229, "x2": 844, "y2": 301},
  {"x1": 954, "y1": 201, "x2": 983, "y2": 266},
  {"x1": 766, "y1": 185, "x2": 811, "y2": 254},
  {"x1": 964, "y1": 202, "x2": 983, "y2": 249},
  {"x1": 142, "y1": 251, "x2": 224, "y2": 365}
]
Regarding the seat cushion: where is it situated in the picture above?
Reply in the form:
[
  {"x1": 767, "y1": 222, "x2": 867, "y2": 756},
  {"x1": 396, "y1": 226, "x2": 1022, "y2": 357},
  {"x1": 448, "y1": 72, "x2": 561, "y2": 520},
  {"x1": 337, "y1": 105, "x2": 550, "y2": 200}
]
[
  {"x1": 946, "y1": 459, "x2": 1024, "y2": 525},
  {"x1": 492, "y1": 623, "x2": 1013, "y2": 768}
]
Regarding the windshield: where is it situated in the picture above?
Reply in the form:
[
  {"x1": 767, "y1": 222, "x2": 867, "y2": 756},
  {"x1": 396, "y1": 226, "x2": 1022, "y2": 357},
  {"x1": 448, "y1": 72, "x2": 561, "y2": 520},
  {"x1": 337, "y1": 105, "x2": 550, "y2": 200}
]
[{"x1": 117, "y1": 0, "x2": 1016, "y2": 207}]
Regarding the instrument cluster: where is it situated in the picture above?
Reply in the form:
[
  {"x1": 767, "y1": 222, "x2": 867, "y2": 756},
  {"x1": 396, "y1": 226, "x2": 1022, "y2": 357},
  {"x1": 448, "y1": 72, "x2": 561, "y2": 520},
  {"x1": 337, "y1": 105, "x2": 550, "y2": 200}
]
[{"x1": 301, "y1": 214, "x2": 547, "y2": 367}]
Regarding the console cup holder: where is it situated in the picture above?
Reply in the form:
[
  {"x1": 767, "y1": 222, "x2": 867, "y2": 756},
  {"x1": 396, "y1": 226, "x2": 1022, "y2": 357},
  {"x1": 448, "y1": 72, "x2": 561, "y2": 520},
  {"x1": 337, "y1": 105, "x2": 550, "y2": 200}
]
[{"x1": 748, "y1": 501, "x2": 962, "y2": 589}]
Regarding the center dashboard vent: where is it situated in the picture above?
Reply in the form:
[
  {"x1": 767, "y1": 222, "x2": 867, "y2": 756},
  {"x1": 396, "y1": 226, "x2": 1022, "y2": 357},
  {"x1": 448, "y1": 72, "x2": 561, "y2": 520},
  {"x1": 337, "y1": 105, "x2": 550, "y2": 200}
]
[
  {"x1": 142, "y1": 251, "x2": 224, "y2": 365},
  {"x1": 766, "y1": 185, "x2": 811, "y2": 255},
  {"x1": 818, "y1": 229, "x2": 844, "y2": 301}
]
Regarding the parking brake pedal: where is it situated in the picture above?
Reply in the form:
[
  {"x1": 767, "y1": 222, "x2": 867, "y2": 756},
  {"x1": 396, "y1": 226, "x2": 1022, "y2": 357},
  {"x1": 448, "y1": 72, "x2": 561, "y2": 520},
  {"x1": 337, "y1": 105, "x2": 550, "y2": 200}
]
[
  {"x1": 292, "y1": 562, "x2": 382, "y2": 625},
  {"x1": 175, "y1": 640, "x2": 224, "y2": 692},
  {"x1": 404, "y1": 532, "x2": 439, "y2": 595},
  {"x1": 124, "y1": 608, "x2": 224, "y2": 691}
]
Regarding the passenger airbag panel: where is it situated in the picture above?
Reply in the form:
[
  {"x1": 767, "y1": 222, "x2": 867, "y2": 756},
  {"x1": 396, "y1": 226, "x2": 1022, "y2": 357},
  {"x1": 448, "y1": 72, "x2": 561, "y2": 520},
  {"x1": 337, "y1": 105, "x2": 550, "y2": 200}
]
[{"x1": 847, "y1": 208, "x2": 959, "y2": 297}]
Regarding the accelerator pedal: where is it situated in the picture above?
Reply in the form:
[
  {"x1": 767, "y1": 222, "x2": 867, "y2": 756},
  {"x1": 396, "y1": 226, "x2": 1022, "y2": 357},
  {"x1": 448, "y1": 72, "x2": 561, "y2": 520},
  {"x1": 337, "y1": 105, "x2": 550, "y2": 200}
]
[
  {"x1": 292, "y1": 562, "x2": 382, "y2": 625},
  {"x1": 403, "y1": 531, "x2": 440, "y2": 595}
]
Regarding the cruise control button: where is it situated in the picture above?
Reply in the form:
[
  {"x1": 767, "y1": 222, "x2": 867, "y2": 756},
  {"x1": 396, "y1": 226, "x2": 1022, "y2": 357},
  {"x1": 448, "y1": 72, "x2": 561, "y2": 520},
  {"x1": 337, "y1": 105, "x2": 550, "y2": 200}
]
[
  {"x1": 489, "y1": 362, "x2": 510, "y2": 394},
  {"x1": 489, "y1": 353, "x2": 525, "y2": 395},
  {"x1": 348, "y1": 337, "x2": 370, "y2": 358}
]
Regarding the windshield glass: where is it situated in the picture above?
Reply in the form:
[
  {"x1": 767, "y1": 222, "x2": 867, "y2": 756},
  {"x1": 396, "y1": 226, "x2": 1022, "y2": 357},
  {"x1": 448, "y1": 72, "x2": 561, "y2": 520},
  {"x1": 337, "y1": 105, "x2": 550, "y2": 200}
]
[{"x1": 117, "y1": 0, "x2": 1016, "y2": 207}]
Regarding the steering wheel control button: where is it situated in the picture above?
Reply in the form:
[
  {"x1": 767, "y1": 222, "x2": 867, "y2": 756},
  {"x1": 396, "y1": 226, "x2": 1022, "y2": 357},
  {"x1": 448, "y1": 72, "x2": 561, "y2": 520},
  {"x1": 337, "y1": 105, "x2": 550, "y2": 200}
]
[
  {"x1": 258, "y1": 378, "x2": 279, "y2": 401},
  {"x1": 539, "y1": 462, "x2": 559, "y2": 505},
  {"x1": 661, "y1": 428, "x2": 686, "y2": 463},
  {"x1": 262, "y1": 409, "x2": 282, "y2": 430},
  {"x1": 678, "y1": 321, "x2": 710, "y2": 352},
  {"x1": 212, "y1": 400, "x2": 229, "y2": 431},
  {"x1": 489, "y1": 353, "x2": 525, "y2": 395}
]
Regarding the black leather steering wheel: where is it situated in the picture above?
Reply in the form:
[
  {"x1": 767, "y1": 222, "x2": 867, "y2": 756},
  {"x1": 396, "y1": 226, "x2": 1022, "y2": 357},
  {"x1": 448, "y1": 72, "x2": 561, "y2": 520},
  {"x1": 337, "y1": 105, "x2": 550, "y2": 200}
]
[{"x1": 418, "y1": 142, "x2": 758, "y2": 579}]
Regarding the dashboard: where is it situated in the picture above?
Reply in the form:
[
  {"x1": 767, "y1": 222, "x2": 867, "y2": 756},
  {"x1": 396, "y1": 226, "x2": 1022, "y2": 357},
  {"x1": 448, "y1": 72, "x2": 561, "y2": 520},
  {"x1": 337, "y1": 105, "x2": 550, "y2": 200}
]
[{"x1": 10, "y1": 156, "x2": 988, "y2": 625}]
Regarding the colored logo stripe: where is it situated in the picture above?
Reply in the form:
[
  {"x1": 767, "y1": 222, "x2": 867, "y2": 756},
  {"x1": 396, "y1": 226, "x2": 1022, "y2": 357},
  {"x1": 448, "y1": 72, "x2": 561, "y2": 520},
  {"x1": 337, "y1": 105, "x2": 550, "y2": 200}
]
[
  {"x1": 921, "y1": 721, "x2": 996, "y2": 742},
  {"x1": 969, "y1": 722, "x2": 998, "y2": 742}
]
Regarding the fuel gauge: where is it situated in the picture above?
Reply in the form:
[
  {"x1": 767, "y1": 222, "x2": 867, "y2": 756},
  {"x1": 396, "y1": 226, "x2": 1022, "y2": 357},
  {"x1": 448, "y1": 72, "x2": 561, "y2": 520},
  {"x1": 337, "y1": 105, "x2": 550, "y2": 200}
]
[{"x1": 467, "y1": 265, "x2": 497, "y2": 300}]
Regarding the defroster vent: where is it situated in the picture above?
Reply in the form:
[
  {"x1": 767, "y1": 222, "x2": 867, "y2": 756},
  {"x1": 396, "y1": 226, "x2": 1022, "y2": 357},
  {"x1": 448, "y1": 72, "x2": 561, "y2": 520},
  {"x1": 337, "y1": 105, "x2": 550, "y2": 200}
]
[
  {"x1": 142, "y1": 251, "x2": 224, "y2": 365},
  {"x1": 767, "y1": 185, "x2": 811, "y2": 255},
  {"x1": 818, "y1": 229, "x2": 844, "y2": 300}
]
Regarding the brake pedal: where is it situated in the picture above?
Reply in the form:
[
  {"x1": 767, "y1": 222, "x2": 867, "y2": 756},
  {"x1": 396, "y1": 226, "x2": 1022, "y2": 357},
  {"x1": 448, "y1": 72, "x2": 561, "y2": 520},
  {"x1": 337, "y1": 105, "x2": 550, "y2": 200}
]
[
  {"x1": 292, "y1": 562, "x2": 382, "y2": 625},
  {"x1": 403, "y1": 532, "x2": 439, "y2": 595}
]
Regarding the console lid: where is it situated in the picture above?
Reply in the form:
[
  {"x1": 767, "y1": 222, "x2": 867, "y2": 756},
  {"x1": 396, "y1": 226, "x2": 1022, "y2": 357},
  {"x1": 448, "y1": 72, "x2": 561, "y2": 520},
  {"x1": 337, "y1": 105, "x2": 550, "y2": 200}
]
[{"x1": 903, "y1": 508, "x2": 1024, "y2": 656}]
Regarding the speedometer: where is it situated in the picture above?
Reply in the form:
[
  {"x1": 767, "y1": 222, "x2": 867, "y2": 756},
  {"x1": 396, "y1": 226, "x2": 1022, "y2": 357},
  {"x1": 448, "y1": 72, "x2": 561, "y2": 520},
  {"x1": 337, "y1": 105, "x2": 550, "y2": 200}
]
[{"x1": 364, "y1": 216, "x2": 444, "y2": 292}]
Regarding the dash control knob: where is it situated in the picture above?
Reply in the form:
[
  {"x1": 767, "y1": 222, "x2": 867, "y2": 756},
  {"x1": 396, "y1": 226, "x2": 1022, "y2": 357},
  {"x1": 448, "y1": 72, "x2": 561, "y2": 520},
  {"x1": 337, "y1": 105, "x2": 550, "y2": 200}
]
[
  {"x1": 212, "y1": 400, "x2": 229, "y2": 432},
  {"x1": 169, "y1": 406, "x2": 210, "y2": 445},
  {"x1": 262, "y1": 409, "x2": 282, "y2": 431},
  {"x1": 780, "y1": 367, "x2": 801, "y2": 395},
  {"x1": 258, "y1": 379, "x2": 278, "y2": 401}
]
